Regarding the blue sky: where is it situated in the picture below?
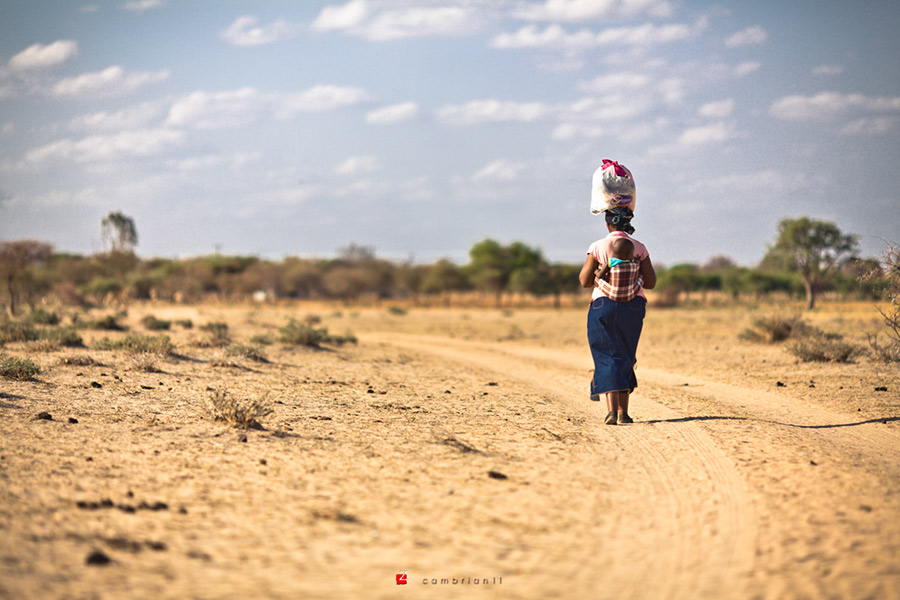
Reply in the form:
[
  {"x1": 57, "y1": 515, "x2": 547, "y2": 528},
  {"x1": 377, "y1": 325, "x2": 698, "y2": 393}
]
[{"x1": 1, "y1": 0, "x2": 898, "y2": 266}]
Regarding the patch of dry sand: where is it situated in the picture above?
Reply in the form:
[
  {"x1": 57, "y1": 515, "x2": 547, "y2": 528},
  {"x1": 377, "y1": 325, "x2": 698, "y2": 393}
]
[{"x1": 1, "y1": 302, "x2": 898, "y2": 599}]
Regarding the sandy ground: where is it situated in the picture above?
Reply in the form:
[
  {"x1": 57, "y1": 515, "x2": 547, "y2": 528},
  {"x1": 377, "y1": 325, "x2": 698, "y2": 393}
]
[{"x1": 1, "y1": 300, "x2": 898, "y2": 599}]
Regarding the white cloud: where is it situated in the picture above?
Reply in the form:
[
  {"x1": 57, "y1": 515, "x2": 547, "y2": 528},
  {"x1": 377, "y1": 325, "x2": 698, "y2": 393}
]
[
  {"x1": 698, "y1": 99, "x2": 734, "y2": 118},
  {"x1": 52, "y1": 65, "x2": 169, "y2": 97},
  {"x1": 166, "y1": 87, "x2": 265, "y2": 129},
  {"x1": 770, "y1": 92, "x2": 900, "y2": 121},
  {"x1": 312, "y1": 0, "x2": 369, "y2": 31},
  {"x1": 840, "y1": 117, "x2": 898, "y2": 136},
  {"x1": 25, "y1": 128, "x2": 184, "y2": 164},
  {"x1": 734, "y1": 61, "x2": 760, "y2": 77},
  {"x1": 472, "y1": 159, "x2": 526, "y2": 182},
  {"x1": 578, "y1": 72, "x2": 651, "y2": 92},
  {"x1": 9, "y1": 40, "x2": 78, "y2": 70},
  {"x1": 166, "y1": 85, "x2": 372, "y2": 129},
  {"x1": 492, "y1": 19, "x2": 702, "y2": 51},
  {"x1": 220, "y1": 15, "x2": 300, "y2": 46},
  {"x1": 169, "y1": 151, "x2": 261, "y2": 172},
  {"x1": 436, "y1": 99, "x2": 554, "y2": 125},
  {"x1": 516, "y1": 0, "x2": 673, "y2": 21},
  {"x1": 333, "y1": 155, "x2": 380, "y2": 176},
  {"x1": 312, "y1": 0, "x2": 477, "y2": 41},
  {"x1": 278, "y1": 85, "x2": 372, "y2": 116},
  {"x1": 123, "y1": 0, "x2": 165, "y2": 12},
  {"x1": 366, "y1": 102, "x2": 419, "y2": 124},
  {"x1": 812, "y1": 64, "x2": 844, "y2": 77},
  {"x1": 725, "y1": 25, "x2": 767, "y2": 47},
  {"x1": 69, "y1": 101, "x2": 165, "y2": 132},
  {"x1": 677, "y1": 121, "x2": 736, "y2": 146}
]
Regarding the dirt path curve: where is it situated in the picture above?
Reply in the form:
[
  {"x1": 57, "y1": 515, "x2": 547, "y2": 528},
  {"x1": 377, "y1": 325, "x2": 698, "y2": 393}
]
[
  {"x1": 367, "y1": 332, "x2": 758, "y2": 600},
  {"x1": 366, "y1": 332, "x2": 900, "y2": 600}
]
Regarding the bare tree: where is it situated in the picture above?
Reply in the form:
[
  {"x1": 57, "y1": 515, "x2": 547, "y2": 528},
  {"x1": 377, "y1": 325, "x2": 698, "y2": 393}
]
[
  {"x1": 101, "y1": 211, "x2": 138, "y2": 253},
  {"x1": 0, "y1": 240, "x2": 53, "y2": 315}
]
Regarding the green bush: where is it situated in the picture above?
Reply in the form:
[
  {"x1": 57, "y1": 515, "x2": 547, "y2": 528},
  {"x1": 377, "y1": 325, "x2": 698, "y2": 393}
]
[
  {"x1": 0, "y1": 353, "x2": 40, "y2": 380},
  {"x1": 0, "y1": 321, "x2": 39, "y2": 344},
  {"x1": 278, "y1": 319, "x2": 357, "y2": 348},
  {"x1": 198, "y1": 322, "x2": 230, "y2": 347},
  {"x1": 25, "y1": 308, "x2": 60, "y2": 325},
  {"x1": 141, "y1": 315, "x2": 172, "y2": 331},
  {"x1": 40, "y1": 327, "x2": 84, "y2": 347},
  {"x1": 84, "y1": 315, "x2": 127, "y2": 331},
  {"x1": 250, "y1": 333, "x2": 274, "y2": 345},
  {"x1": 279, "y1": 319, "x2": 328, "y2": 347}
]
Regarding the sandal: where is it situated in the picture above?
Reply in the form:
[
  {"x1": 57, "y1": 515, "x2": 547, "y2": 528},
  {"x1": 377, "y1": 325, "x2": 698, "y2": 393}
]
[
  {"x1": 604, "y1": 411, "x2": 617, "y2": 425},
  {"x1": 617, "y1": 412, "x2": 633, "y2": 425}
]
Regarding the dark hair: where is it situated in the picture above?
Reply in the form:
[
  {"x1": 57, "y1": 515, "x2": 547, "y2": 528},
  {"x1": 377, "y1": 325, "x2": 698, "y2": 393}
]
[{"x1": 605, "y1": 207, "x2": 635, "y2": 235}]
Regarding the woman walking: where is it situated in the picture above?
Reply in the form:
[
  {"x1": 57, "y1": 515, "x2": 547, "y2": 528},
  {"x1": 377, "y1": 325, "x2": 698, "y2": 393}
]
[{"x1": 579, "y1": 160, "x2": 656, "y2": 425}]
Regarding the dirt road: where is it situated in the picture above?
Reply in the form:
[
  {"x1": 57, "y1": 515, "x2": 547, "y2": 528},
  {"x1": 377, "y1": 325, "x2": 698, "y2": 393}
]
[
  {"x1": 1, "y1": 304, "x2": 898, "y2": 599},
  {"x1": 366, "y1": 329, "x2": 900, "y2": 599}
]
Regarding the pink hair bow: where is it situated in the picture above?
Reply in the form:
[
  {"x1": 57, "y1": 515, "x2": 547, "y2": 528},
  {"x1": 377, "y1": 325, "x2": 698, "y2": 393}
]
[{"x1": 602, "y1": 159, "x2": 628, "y2": 177}]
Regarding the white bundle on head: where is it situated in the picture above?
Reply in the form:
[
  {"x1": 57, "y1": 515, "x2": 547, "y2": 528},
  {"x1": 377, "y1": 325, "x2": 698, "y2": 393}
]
[{"x1": 591, "y1": 159, "x2": 636, "y2": 215}]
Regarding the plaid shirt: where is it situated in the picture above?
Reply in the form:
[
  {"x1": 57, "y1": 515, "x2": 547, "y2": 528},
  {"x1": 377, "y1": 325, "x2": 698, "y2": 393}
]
[{"x1": 596, "y1": 261, "x2": 644, "y2": 302}]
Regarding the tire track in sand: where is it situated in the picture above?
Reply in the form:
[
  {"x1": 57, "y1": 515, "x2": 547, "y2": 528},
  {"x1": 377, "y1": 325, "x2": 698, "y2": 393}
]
[{"x1": 366, "y1": 332, "x2": 758, "y2": 599}]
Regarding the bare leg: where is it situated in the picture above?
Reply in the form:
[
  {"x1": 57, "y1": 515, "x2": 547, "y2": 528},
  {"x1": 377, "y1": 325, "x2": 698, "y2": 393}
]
[
  {"x1": 604, "y1": 391, "x2": 619, "y2": 424},
  {"x1": 606, "y1": 391, "x2": 619, "y2": 414},
  {"x1": 618, "y1": 392, "x2": 629, "y2": 416}
]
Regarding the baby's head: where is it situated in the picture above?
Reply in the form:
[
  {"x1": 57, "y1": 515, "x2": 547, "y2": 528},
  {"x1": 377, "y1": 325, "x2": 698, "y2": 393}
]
[{"x1": 611, "y1": 238, "x2": 635, "y2": 261}]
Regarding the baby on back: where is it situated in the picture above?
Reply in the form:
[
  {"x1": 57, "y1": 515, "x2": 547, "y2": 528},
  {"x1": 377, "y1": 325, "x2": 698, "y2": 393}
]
[{"x1": 595, "y1": 238, "x2": 643, "y2": 302}]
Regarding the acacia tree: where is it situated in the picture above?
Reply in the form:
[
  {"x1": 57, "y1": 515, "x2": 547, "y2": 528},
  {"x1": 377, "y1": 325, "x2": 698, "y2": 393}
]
[
  {"x1": 466, "y1": 239, "x2": 513, "y2": 307},
  {"x1": 101, "y1": 211, "x2": 138, "y2": 253},
  {"x1": 762, "y1": 217, "x2": 859, "y2": 309},
  {"x1": 0, "y1": 240, "x2": 53, "y2": 315}
]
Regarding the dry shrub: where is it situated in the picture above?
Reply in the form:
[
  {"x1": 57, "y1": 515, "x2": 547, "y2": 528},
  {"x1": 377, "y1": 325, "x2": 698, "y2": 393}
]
[
  {"x1": 206, "y1": 388, "x2": 272, "y2": 429},
  {"x1": 141, "y1": 315, "x2": 171, "y2": 331},
  {"x1": 739, "y1": 315, "x2": 819, "y2": 343},
  {"x1": 279, "y1": 319, "x2": 357, "y2": 348},
  {"x1": 0, "y1": 353, "x2": 40, "y2": 380},
  {"x1": 788, "y1": 337, "x2": 861, "y2": 363},
  {"x1": 861, "y1": 241, "x2": 900, "y2": 362},
  {"x1": 92, "y1": 333, "x2": 176, "y2": 356},
  {"x1": 40, "y1": 327, "x2": 83, "y2": 348},
  {"x1": 196, "y1": 322, "x2": 230, "y2": 347},
  {"x1": 226, "y1": 343, "x2": 268, "y2": 363},
  {"x1": 0, "y1": 321, "x2": 39, "y2": 344},
  {"x1": 26, "y1": 339, "x2": 60, "y2": 352},
  {"x1": 129, "y1": 352, "x2": 164, "y2": 372},
  {"x1": 250, "y1": 333, "x2": 274, "y2": 346},
  {"x1": 25, "y1": 308, "x2": 60, "y2": 325},
  {"x1": 84, "y1": 314, "x2": 127, "y2": 331},
  {"x1": 58, "y1": 354, "x2": 96, "y2": 366}
]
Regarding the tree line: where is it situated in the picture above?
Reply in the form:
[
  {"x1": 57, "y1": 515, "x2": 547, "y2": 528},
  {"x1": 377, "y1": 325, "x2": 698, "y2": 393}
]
[{"x1": 0, "y1": 213, "x2": 889, "y2": 314}]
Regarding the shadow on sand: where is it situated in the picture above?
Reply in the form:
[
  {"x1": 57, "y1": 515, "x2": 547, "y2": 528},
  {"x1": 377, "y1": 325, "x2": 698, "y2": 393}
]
[{"x1": 641, "y1": 415, "x2": 900, "y2": 429}]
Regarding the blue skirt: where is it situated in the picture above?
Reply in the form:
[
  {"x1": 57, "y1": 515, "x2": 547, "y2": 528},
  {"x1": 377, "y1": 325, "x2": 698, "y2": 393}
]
[{"x1": 587, "y1": 296, "x2": 646, "y2": 398}]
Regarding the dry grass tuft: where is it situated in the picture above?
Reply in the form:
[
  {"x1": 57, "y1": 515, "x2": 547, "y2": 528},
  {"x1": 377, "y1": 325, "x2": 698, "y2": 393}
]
[
  {"x1": 788, "y1": 337, "x2": 861, "y2": 363},
  {"x1": 0, "y1": 353, "x2": 40, "y2": 380},
  {"x1": 206, "y1": 388, "x2": 272, "y2": 429},
  {"x1": 58, "y1": 354, "x2": 96, "y2": 366},
  {"x1": 226, "y1": 343, "x2": 268, "y2": 363},
  {"x1": 129, "y1": 352, "x2": 164, "y2": 372}
]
